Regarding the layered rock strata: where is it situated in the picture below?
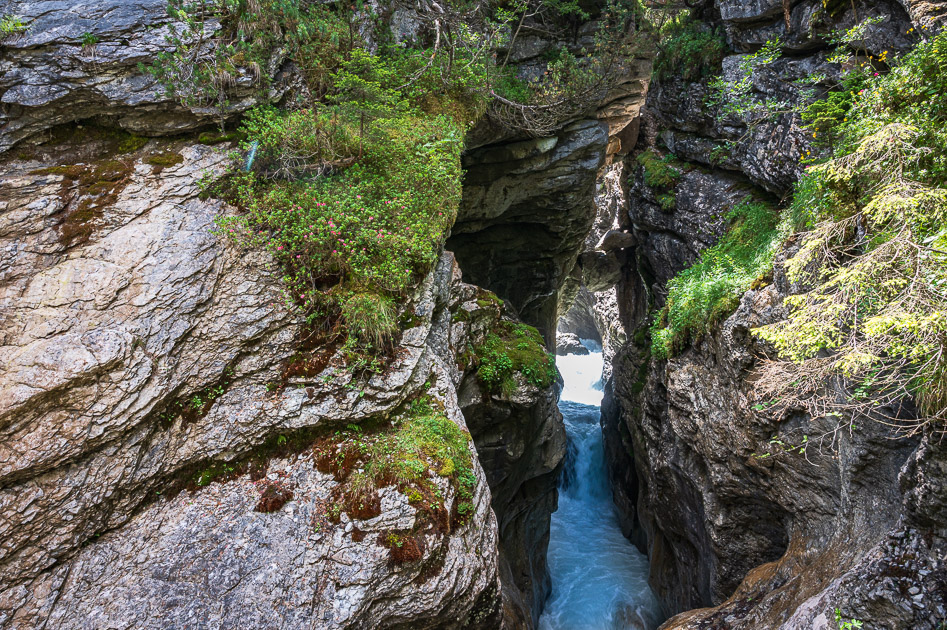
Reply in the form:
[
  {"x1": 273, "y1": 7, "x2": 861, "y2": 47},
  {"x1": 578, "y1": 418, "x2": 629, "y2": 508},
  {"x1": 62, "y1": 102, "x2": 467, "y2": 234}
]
[
  {"x1": 603, "y1": 1, "x2": 947, "y2": 628},
  {"x1": 0, "y1": 130, "x2": 562, "y2": 628}
]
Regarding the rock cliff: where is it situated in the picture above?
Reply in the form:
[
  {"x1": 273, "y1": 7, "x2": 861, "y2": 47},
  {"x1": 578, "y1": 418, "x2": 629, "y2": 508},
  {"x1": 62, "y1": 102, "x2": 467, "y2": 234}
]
[
  {"x1": 449, "y1": 17, "x2": 652, "y2": 344},
  {"x1": 0, "y1": 2, "x2": 591, "y2": 626},
  {"x1": 602, "y1": 1, "x2": 947, "y2": 629},
  {"x1": 0, "y1": 127, "x2": 516, "y2": 627}
]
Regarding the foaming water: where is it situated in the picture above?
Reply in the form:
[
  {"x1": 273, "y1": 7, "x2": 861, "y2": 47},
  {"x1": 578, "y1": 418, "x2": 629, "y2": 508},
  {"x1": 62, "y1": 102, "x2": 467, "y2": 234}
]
[{"x1": 539, "y1": 342, "x2": 664, "y2": 630}]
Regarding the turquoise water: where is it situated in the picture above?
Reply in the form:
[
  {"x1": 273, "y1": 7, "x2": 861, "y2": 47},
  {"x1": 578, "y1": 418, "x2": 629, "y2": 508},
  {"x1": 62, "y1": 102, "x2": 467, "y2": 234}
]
[{"x1": 538, "y1": 346, "x2": 664, "y2": 630}]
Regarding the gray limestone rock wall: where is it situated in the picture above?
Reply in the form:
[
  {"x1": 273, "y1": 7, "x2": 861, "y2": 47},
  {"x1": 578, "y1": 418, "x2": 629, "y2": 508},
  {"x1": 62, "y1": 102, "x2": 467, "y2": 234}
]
[
  {"x1": 449, "y1": 120, "x2": 609, "y2": 345},
  {"x1": 0, "y1": 0, "x2": 285, "y2": 152},
  {"x1": 450, "y1": 15, "x2": 652, "y2": 347},
  {"x1": 0, "y1": 128, "x2": 511, "y2": 627},
  {"x1": 0, "y1": 3, "x2": 592, "y2": 628},
  {"x1": 602, "y1": 1, "x2": 947, "y2": 628},
  {"x1": 458, "y1": 376, "x2": 566, "y2": 629}
]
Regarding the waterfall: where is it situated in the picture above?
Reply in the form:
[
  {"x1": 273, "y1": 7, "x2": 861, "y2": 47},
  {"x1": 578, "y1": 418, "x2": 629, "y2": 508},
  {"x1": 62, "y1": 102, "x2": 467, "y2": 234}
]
[{"x1": 538, "y1": 342, "x2": 664, "y2": 630}]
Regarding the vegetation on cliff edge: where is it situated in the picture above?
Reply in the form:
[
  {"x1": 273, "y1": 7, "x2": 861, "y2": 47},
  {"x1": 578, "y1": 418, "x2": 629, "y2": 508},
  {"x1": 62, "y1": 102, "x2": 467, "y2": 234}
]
[
  {"x1": 651, "y1": 22, "x2": 947, "y2": 433},
  {"x1": 148, "y1": 0, "x2": 645, "y2": 370}
]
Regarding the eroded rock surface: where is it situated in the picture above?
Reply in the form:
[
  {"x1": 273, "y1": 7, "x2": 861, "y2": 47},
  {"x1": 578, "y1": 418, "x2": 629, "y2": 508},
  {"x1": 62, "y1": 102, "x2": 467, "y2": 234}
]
[
  {"x1": 0, "y1": 126, "x2": 562, "y2": 627},
  {"x1": 0, "y1": 0, "x2": 284, "y2": 152},
  {"x1": 459, "y1": 374, "x2": 566, "y2": 628},
  {"x1": 614, "y1": 278, "x2": 947, "y2": 629},
  {"x1": 450, "y1": 120, "x2": 609, "y2": 343},
  {"x1": 603, "y1": 1, "x2": 947, "y2": 628}
]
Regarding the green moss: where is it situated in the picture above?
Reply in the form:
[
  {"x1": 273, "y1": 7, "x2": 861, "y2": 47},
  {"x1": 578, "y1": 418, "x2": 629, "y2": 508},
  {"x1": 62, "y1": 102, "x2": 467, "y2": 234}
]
[
  {"x1": 145, "y1": 151, "x2": 184, "y2": 168},
  {"x1": 193, "y1": 461, "x2": 240, "y2": 487},
  {"x1": 473, "y1": 321, "x2": 558, "y2": 395},
  {"x1": 312, "y1": 395, "x2": 477, "y2": 548},
  {"x1": 198, "y1": 130, "x2": 246, "y2": 145},
  {"x1": 657, "y1": 193, "x2": 676, "y2": 212},
  {"x1": 636, "y1": 149, "x2": 685, "y2": 190},
  {"x1": 475, "y1": 289, "x2": 504, "y2": 310}
]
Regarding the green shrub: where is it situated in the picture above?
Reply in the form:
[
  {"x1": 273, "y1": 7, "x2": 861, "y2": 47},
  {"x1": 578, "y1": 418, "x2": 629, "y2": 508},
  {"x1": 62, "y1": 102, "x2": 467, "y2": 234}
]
[
  {"x1": 341, "y1": 292, "x2": 397, "y2": 349},
  {"x1": 751, "y1": 32, "x2": 947, "y2": 431},
  {"x1": 189, "y1": 0, "x2": 499, "y2": 367},
  {"x1": 652, "y1": 200, "x2": 784, "y2": 358},
  {"x1": 474, "y1": 322, "x2": 558, "y2": 394},
  {"x1": 0, "y1": 15, "x2": 27, "y2": 36},
  {"x1": 218, "y1": 111, "x2": 463, "y2": 333},
  {"x1": 653, "y1": 13, "x2": 726, "y2": 82},
  {"x1": 801, "y1": 68, "x2": 868, "y2": 151}
]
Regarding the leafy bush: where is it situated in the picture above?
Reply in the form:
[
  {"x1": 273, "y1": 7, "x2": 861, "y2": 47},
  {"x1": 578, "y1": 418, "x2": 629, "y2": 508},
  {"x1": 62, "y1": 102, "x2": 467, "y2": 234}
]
[
  {"x1": 651, "y1": 200, "x2": 784, "y2": 358},
  {"x1": 0, "y1": 14, "x2": 27, "y2": 36},
  {"x1": 801, "y1": 69, "x2": 868, "y2": 150},
  {"x1": 474, "y1": 322, "x2": 558, "y2": 394},
  {"x1": 218, "y1": 111, "x2": 463, "y2": 347},
  {"x1": 752, "y1": 32, "x2": 947, "y2": 433},
  {"x1": 705, "y1": 36, "x2": 785, "y2": 124},
  {"x1": 653, "y1": 13, "x2": 726, "y2": 82},
  {"x1": 196, "y1": 1, "x2": 493, "y2": 361}
]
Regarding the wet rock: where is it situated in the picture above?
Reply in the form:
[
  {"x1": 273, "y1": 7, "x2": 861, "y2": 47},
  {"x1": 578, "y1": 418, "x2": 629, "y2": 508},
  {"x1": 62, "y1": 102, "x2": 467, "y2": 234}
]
[
  {"x1": 449, "y1": 119, "x2": 609, "y2": 343},
  {"x1": 556, "y1": 333, "x2": 589, "y2": 356},
  {"x1": 458, "y1": 374, "x2": 566, "y2": 628},
  {"x1": 602, "y1": 2, "x2": 947, "y2": 628}
]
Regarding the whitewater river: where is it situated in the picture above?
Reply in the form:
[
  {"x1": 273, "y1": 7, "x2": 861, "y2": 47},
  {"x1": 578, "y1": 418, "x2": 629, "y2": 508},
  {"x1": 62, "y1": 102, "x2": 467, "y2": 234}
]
[{"x1": 538, "y1": 344, "x2": 664, "y2": 630}]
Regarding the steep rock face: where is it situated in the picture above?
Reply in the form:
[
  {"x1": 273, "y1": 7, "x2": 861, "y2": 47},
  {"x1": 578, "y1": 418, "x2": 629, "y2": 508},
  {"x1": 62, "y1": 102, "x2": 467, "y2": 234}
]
[
  {"x1": 450, "y1": 22, "x2": 652, "y2": 345},
  {"x1": 458, "y1": 377, "x2": 566, "y2": 628},
  {"x1": 0, "y1": 126, "x2": 560, "y2": 627},
  {"x1": 621, "y1": 163, "x2": 750, "y2": 325},
  {"x1": 0, "y1": 0, "x2": 280, "y2": 152},
  {"x1": 449, "y1": 120, "x2": 609, "y2": 344},
  {"x1": 650, "y1": 0, "x2": 912, "y2": 194},
  {"x1": 604, "y1": 1, "x2": 947, "y2": 628},
  {"x1": 615, "y1": 274, "x2": 947, "y2": 629},
  {"x1": 557, "y1": 162, "x2": 634, "y2": 372}
]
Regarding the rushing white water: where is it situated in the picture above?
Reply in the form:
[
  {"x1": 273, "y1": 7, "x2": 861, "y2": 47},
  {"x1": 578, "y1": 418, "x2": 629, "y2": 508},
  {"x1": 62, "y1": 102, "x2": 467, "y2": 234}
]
[{"x1": 539, "y1": 342, "x2": 664, "y2": 630}]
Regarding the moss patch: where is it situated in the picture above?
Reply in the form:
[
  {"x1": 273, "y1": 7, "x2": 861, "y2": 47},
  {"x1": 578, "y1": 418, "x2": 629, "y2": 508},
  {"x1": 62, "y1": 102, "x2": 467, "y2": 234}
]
[
  {"x1": 198, "y1": 130, "x2": 246, "y2": 145},
  {"x1": 472, "y1": 321, "x2": 558, "y2": 396},
  {"x1": 146, "y1": 151, "x2": 184, "y2": 173},
  {"x1": 312, "y1": 396, "x2": 476, "y2": 562},
  {"x1": 637, "y1": 148, "x2": 687, "y2": 191},
  {"x1": 33, "y1": 158, "x2": 133, "y2": 246}
]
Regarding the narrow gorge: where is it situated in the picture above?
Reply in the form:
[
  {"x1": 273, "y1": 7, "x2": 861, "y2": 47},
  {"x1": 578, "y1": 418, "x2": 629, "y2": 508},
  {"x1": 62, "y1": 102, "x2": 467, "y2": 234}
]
[{"x1": 0, "y1": 1, "x2": 945, "y2": 629}]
